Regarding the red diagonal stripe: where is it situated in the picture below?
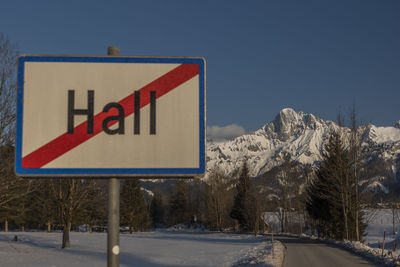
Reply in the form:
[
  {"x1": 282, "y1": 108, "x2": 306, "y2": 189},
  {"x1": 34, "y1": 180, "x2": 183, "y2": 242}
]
[{"x1": 22, "y1": 64, "x2": 199, "y2": 168}]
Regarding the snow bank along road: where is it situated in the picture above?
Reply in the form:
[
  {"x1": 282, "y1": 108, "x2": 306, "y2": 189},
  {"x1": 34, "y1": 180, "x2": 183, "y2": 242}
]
[
  {"x1": 0, "y1": 231, "x2": 277, "y2": 267},
  {"x1": 276, "y1": 236, "x2": 380, "y2": 267}
]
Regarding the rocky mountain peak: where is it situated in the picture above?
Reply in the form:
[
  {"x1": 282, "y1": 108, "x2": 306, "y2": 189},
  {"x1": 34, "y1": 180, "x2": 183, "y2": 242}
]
[
  {"x1": 265, "y1": 108, "x2": 325, "y2": 141},
  {"x1": 270, "y1": 108, "x2": 300, "y2": 141},
  {"x1": 395, "y1": 121, "x2": 400, "y2": 129}
]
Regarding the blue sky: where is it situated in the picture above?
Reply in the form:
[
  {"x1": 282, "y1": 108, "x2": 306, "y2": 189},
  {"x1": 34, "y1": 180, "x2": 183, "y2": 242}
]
[{"x1": 2, "y1": 0, "x2": 399, "y2": 138}]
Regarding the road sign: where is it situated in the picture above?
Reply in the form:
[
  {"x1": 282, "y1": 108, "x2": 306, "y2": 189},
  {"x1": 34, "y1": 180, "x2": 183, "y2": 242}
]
[{"x1": 15, "y1": 56, "x2": 206, "y2": 177}]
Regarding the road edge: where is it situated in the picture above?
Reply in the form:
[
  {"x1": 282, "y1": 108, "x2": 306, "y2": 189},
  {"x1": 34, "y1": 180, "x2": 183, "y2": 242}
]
[{"x1": 277, "y1": 234, "x2": 394, "y2": 267}]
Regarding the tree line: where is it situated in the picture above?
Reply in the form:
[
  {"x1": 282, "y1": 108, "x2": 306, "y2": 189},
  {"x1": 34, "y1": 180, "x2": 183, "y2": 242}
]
[{"x1": 0, "y1": 158, "x2": 266, "y2": 246}]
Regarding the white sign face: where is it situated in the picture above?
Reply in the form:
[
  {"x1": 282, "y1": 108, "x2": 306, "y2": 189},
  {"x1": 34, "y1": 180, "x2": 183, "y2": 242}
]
[{"x1": 15, "y1": 56, "x2": 206, "y2": 177}]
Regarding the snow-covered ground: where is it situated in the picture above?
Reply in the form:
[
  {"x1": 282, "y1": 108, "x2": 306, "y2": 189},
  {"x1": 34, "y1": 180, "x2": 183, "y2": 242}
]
[
  {"x1": 0, "y1": 231, "x2": 283, "y2": 267},
  {"x1": 362, "y1": 209, "x2": 400, "y2": 263},
  {"x1": 364, "y1": 209, "x2": 400, "y2": 249}
]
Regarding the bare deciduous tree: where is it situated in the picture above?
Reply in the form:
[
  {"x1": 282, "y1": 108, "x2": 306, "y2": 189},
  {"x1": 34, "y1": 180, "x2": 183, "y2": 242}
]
[
  {"x1": 205, "y1": 168, "x2": 233, "y2": 231},
  {"x1": 349, "y1": 104, "x2": 362, "y2": 241},
  {"x1": 49, "y1": 179, "x2": 97, "y2": 248},
  {"x1": 0, "y1": 33, "x2": 17, "y2": 146},
  {"x1": 0, "y1": 33, "x2": 33, "y2": 232}
]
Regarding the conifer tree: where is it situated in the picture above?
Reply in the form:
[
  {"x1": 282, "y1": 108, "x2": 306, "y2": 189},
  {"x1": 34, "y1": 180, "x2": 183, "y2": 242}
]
[
  {"x1": 26, "y1": 180, "x2": 57, "y2": 232},
  {"x1": 230, "y1": 163, "x2": 251, "y2": 231},
  {"x1": 306, "y1": 129, "x2": 366, "y2": 240},
  {"x1": 0, "y1": 145, "x2": 35, "y2": 232},
  {"x1": 168, "y1": 180, "x2": 191, "y2": 226},
  {"x1": 205, "y1": 168, "x2": 232, "y2": 231},
  {"x1": 121, "y1": 179, "x2": 150, "y2": 233},
  {"x1": 230, "y1": 163, "x2": 264, "y2": 233},
  {"x1": 150, "y1": 191, "x2": 165, "y2": 228},
  {"x1": 77, "y1": 181, "x2": 107, "y2": 233}
]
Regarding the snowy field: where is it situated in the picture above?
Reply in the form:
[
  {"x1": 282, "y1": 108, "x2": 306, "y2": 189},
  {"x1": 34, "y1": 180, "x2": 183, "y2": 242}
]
[
  {"x1": 0, "y1": 231, "x2": 282, "y2": 267},
  {"x1": 364, "y1": 209, "x2": 400, "y2": 256}
]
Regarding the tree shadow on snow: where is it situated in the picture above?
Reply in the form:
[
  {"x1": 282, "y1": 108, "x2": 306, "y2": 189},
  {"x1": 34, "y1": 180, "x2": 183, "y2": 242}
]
[
  {"x1": 123, "y1": 232, "x2": 269, "y2": 246},
  {"x1": 120, "y1": 252, "x2": 199, "y2": 267}
]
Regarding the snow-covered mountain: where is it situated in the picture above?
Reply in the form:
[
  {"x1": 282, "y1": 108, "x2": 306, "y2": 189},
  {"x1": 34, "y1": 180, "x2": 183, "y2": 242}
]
[{"x1": 206, "y1": 108, "x2": 400, "y2": 182}]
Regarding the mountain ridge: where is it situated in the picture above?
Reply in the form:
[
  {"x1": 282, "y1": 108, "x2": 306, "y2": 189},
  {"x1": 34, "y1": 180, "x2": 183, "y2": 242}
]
[{"x1": 206, "y1": 108, "x2": 400, "y2": 181}]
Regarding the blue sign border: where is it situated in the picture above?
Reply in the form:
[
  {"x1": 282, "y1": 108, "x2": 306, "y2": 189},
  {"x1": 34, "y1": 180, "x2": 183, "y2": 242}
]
[{"x1": 15, "y1": 56, "x2": 206, "y2": 177}]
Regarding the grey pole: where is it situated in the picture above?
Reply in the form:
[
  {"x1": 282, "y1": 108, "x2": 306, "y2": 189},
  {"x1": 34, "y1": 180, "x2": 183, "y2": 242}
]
[{"x1": 107, "y1": 46, "x2": 120, "y2": 267}]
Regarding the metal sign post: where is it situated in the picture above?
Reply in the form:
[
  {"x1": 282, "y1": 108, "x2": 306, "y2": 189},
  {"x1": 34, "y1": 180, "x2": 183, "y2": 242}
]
[
  {"x1": 107, "y1": 46, "x2": 120, "y2": 267},
  {"x1": 108, "y1": 177, "x2": 120, "y2": 267}
]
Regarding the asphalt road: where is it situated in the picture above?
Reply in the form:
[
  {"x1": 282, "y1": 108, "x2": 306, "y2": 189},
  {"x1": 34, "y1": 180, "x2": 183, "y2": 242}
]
[{"x1": 276, "y1": 236, "x2": 380, "y2": 267}]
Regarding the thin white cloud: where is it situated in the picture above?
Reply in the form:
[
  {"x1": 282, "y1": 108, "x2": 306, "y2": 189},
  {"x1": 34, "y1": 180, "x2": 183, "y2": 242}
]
[{"x1": 207, "y1": 124, "x2": 246, "y2": 142}]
